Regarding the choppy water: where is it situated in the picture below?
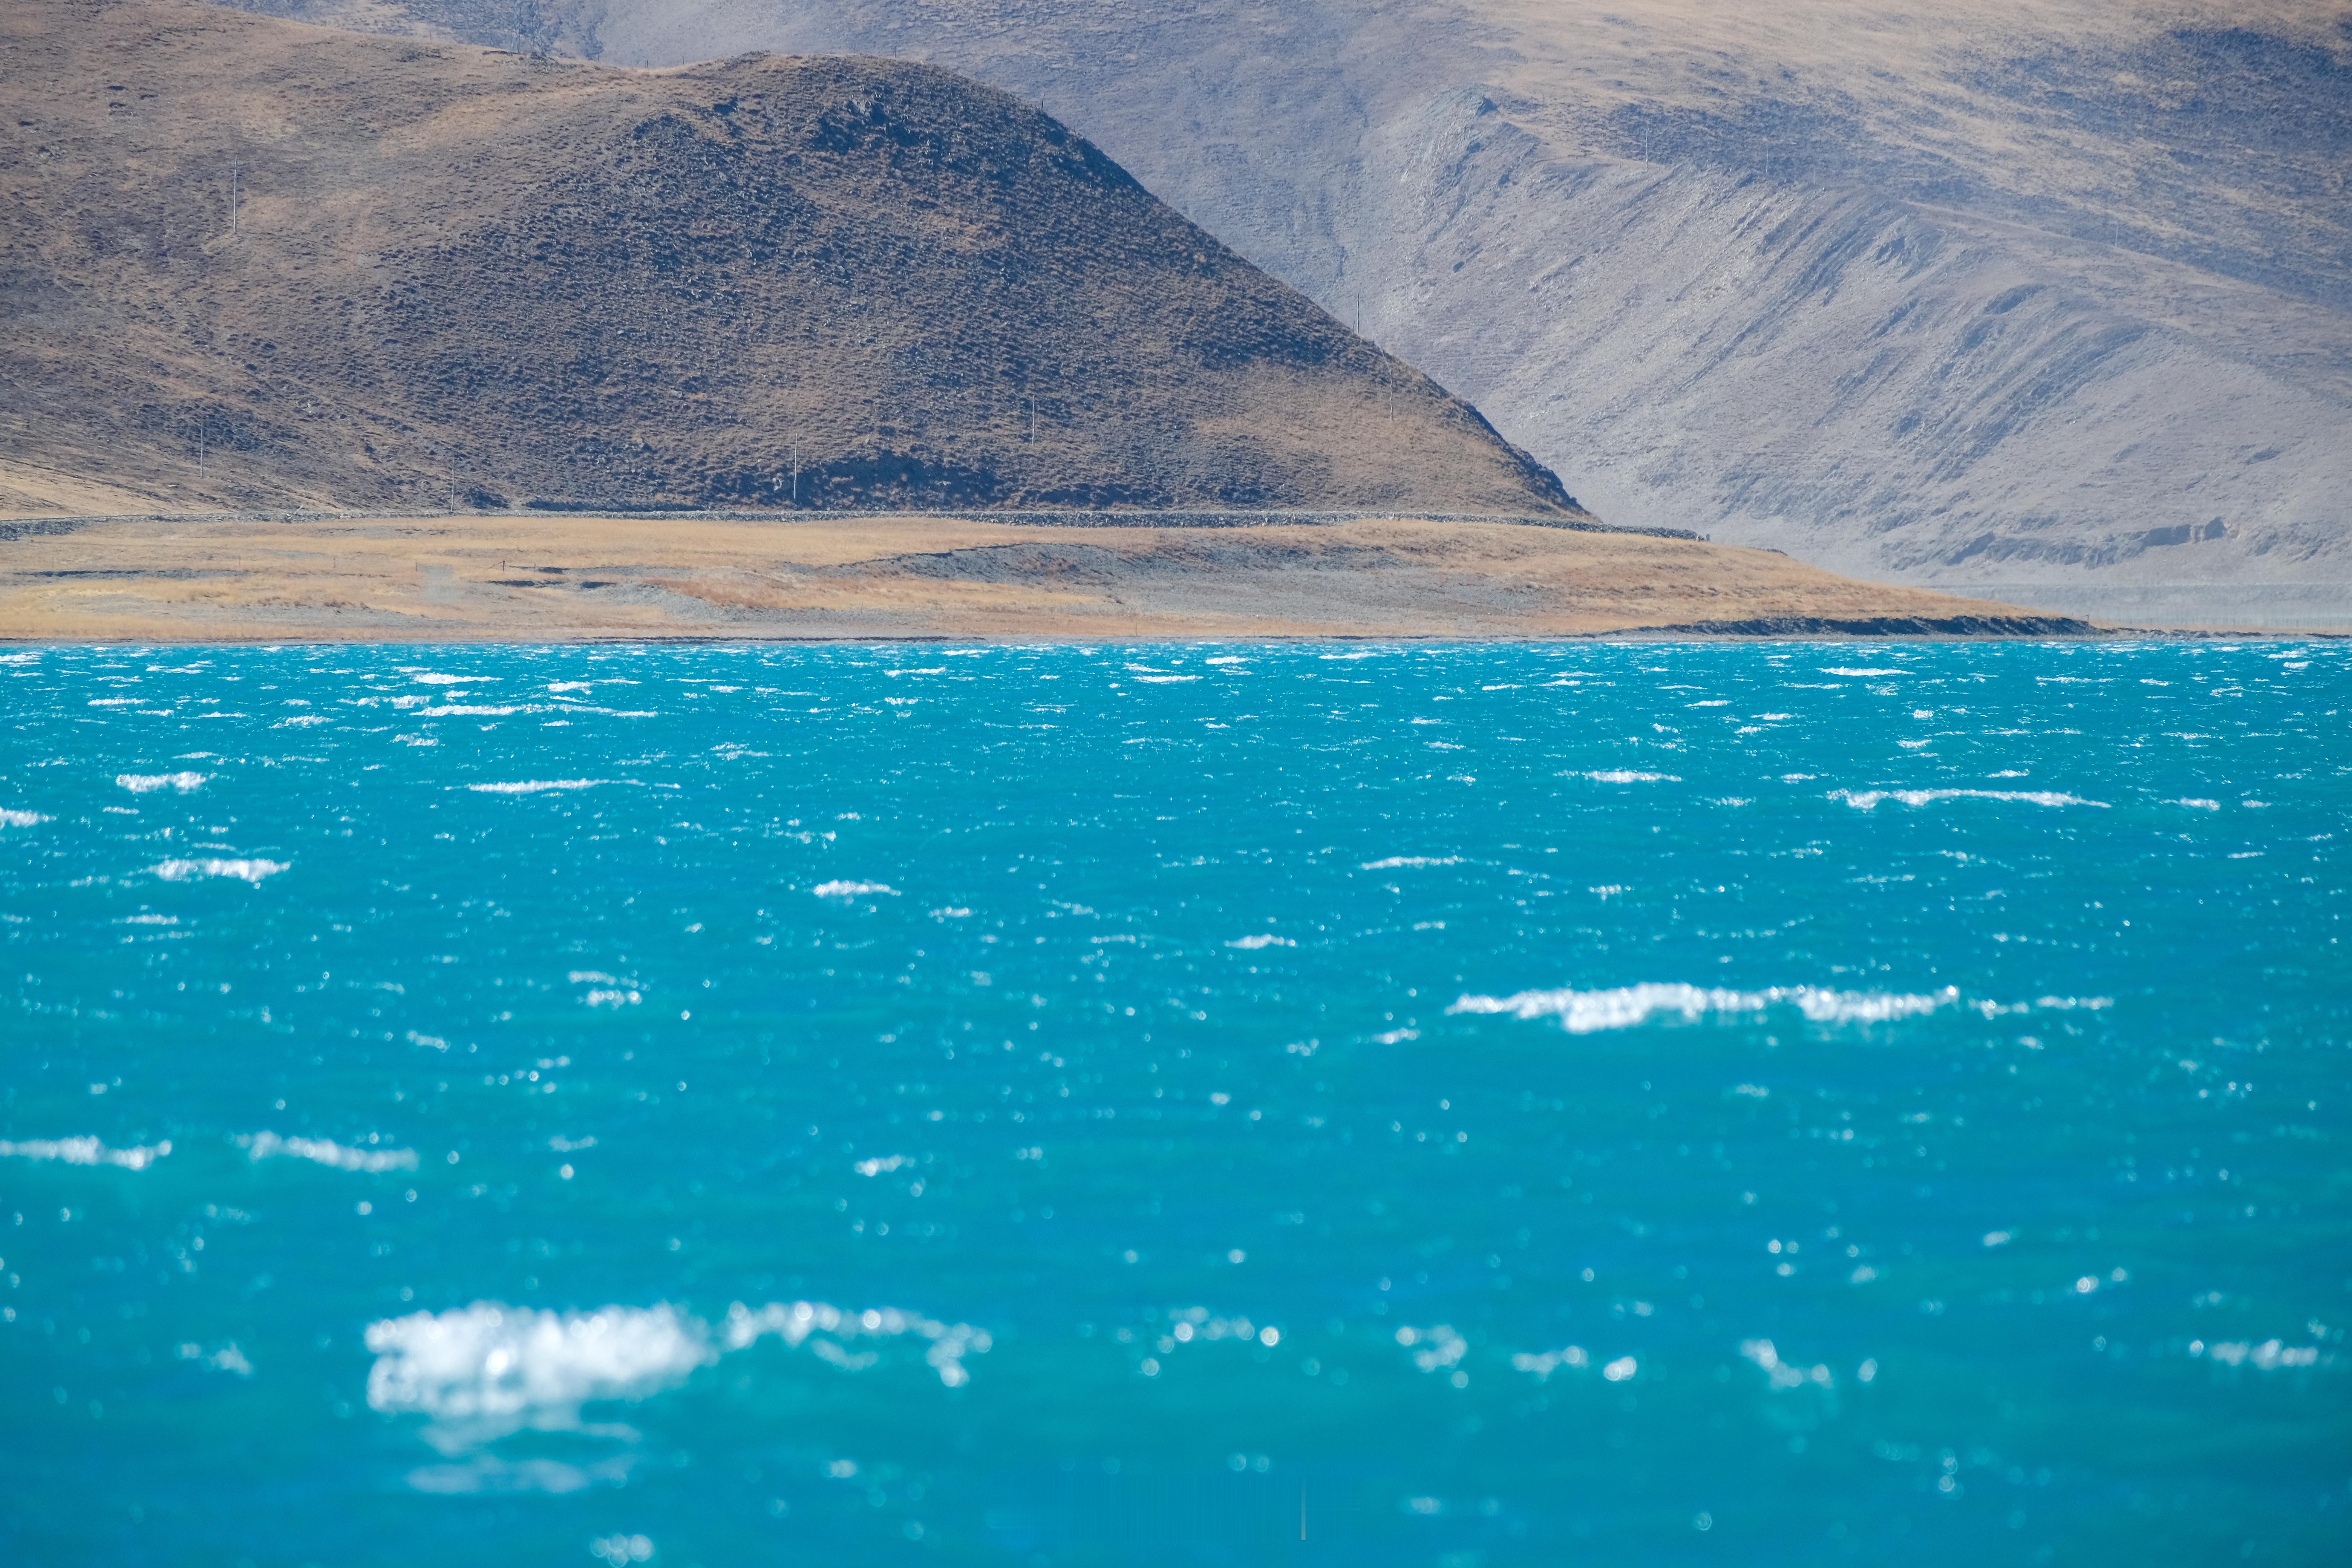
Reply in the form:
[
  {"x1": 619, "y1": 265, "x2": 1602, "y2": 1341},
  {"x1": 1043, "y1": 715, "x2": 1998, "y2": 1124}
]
[{"x1": 3, "y1": 640, "x2": 2346, "y2": 1566}]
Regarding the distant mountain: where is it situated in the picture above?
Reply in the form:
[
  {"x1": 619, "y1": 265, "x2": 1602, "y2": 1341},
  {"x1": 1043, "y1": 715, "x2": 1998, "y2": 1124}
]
[
  {"x1": 0, "y1": 0, "x2": 1584, "y2": 519},
  {"x1": 246, "y1": 0, "x2": 2352, "y2": 624}
]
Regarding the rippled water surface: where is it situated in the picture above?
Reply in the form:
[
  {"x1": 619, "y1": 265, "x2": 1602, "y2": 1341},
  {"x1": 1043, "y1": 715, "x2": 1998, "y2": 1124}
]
[{"x1": 3, "y1": 640, "x2": 2347, "y2": 1566}]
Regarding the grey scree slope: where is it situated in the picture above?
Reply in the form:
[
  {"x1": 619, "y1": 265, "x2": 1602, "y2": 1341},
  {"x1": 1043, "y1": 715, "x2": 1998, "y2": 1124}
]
[{"x1": 230, "y1": 0, "x2": 2352, "y2": 628}]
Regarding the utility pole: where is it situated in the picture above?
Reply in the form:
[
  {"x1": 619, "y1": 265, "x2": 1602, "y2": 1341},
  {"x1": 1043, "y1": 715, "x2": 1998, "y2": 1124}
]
[{"x1": 228, "y1": 162, "x2": 242, "y2": 236}]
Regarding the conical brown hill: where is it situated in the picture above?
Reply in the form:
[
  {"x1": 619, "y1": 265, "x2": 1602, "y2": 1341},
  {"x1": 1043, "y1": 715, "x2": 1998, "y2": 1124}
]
[{"x1": 0, "y1": 0, "x2": 1589, "y2": 519}]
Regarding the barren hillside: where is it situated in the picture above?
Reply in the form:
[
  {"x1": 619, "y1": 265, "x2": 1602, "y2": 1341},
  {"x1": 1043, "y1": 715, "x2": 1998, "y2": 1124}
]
[
  {"x1": 278, "y1": 0, "x2": 2352, "y2": 624},
  {"x1": 0, "y1": 0, "x2": 1584, "y2": 518}
]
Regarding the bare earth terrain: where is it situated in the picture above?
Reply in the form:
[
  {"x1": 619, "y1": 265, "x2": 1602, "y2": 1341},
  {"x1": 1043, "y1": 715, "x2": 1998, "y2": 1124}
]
[
  {"x1": 0, "y1": 0, "x2": 1577, "y2": 520},
  {"x1": 0, "y1": 513, "x2": 2086, "y2": 642},
  {"x1": 271, "y1": 0, "x2": 2349, "y2": 625}
]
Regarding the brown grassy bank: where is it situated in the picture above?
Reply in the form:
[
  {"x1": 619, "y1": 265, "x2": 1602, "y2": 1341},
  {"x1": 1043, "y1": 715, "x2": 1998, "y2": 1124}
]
[{"x1": 0, "y1": 511, "x2": 2093, "y2": 642}]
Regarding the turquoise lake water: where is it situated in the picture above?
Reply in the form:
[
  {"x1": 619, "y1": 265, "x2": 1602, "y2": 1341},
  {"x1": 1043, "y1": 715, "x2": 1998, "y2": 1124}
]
[{"x1": 2, "y1": 640, "x2": 2346, "y2": 1566}]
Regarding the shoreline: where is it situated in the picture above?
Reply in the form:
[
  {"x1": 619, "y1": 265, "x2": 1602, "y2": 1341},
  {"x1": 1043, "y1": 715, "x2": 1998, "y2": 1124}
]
[{"x1": 0, "y1": 510, "x2": 2334, "y2": 643}]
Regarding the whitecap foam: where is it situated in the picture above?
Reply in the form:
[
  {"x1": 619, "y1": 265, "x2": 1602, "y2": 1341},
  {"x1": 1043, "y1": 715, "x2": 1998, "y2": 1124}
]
[
  {"x1": 0, "y1": 1135, "x2": 172, "y2": 1169},
  {"x1": 1969, "y1": 995, "x2": 2113, "y2": 1018},
  {"x1": 1448, "y1": 982, "x2": 1957, "y2": 1033},
  {"x1": 178, "y1": 1340, "x2": 254, "y2": 1376},
  {"x1": 812, "y1": 880, "x2": 897, "y2": 897},
  {"x1": 1359, "y1": 856, "x2": 1462, "y2": 870},
  {"x1": 0, "y1": 808, "x2": 50, "y2": 827},
  {"x1": 1227, "y1": 934, "x2": 1295, "y2": 949},
  {"x1": 242, "y1": 1131, "x2": 419, "y2": 1173},
  {"x1": 1510, "y1": 1345, "x2": 1590, "y2": 1381},
  {"x1": 1822, "y1": 667, "x2": 1907, "y2": 677},
  {"x1": 154, "y1": 858, "x2": 289, "y2": 883},
  {"x1": 1583, "y1": 770, "x2": 1681, "y2": 783},
  {"x1": 368, "y1": 1296, "x2": 992, "y2": 1450},
  {"x1": 2192, "y1": 1339, "x2": 2322, "y2": 1370},
  {"x1": 1740, "y1": 1339, "x2": 1833, "y2": 1390},
  {"x1": 1832, "y1": 789, "x2": 2106, "y2": 810},
  {"x1": 466, "y1": 779, "x2": 605, "y2": 795},
  {"x1": 365, "y1": 1303, "x2": 716, "y2": 1450},
  {"x1": 720, "y1": 1300, "x2": 992, "y2": 1387},
  {"x1": 117, "y1": 771, "x2": 208, "y2": 793},
  {"x1": 1393, "y1": 1324, "x2": 1467, "y2": 1374},
  {"x1": 407, "y1": 1454, "x2": 635, "y2": 1495}
]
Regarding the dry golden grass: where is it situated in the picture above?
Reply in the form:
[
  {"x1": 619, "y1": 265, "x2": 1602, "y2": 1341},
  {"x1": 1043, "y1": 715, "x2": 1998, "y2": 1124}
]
[{"x1": 0, "y1": 511, "x2": 2082, "y2": 642}]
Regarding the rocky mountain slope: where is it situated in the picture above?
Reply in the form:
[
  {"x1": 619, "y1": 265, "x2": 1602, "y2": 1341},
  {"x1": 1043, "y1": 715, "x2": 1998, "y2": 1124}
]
[
  {"x1": 0, "y1": 0, "x2": 1583, "y2": 518},
  {"x1": 262, "y1": 0, "x2": 2351, "y2": 624}
]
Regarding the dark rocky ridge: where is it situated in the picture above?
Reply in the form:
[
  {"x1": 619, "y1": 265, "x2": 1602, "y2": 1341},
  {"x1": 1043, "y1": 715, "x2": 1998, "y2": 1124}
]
[{"x1": 0, "y1": 0, "x2": 1586, "y2": 518}]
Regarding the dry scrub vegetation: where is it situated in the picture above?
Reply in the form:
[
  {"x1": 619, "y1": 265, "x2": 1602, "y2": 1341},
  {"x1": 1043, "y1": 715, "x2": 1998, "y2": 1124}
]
[
  {"x1": 0, "y1": 0, "x2": 1582, "y2": 519},
  {"x1": 0, "y1": 511, "x2": 2086, "y2": 641}
]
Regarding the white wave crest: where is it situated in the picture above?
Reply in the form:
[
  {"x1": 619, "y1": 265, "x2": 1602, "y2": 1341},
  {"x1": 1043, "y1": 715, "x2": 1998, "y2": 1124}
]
[
  {"x1": 812, "y1": 880, "x2": 897, "y2": 897},
  {"x1": 2193, "y1": 1339, "x2": 2323, "y2": 1370},
  {"x1": 365, "y1": 1303, "x2": 716, "y2": 1450},
  {"x1": 1155, "y1": 1306, "x2": 1274, "y2": 1348},
  {"x1": 0, "y1": 808, "x2": 49, "y2": 827},
  {"x1": 154, "y1": 858, "x2": 289, "y2": 883},
  {"x1": 367, "y1": 1295, "x2": 993, "y2": 1449},
  {"x1": 179, "y1": 1340, "x2": 254, "y2": 1376},
  {"x1": 1583, "y1": 770, "x2": 1681, "y2": 783},
  {"x1": 407, "y1": 1454, "x2": 636, "y2": 1495},
  {"x1": 1741, "y1": 1338, "x2": 1834, "y2": 1390},
  {"x1": 1969, "y1": 995, "x2": 2113, "y2": 1018},
  {"x1": 1227, "y1": 934, "x2": 1295, "y2": 949},
  {"x1": 118, "y1": 771, "x2": 208, "y2": 793},
  {"x1": 1822, "y1": 667, "x2": 1907, "y2": 677},
  {"x1": 243, "y1": 1131, "x2": 419, "y2": 1172},
  {"x1": 0, "y1": 1136, "x2": 172, "y2": 1169},
  {"x1": 1448, "y1": 982, "x2": 1957, "y2": 1033},
  {"x1": 1393, "y1": 1324, "x2": 1467, "y2": 1374},
  {"x1": 466, "y1": 779, "x2": 604, "y2": 794},
  {"x1": 722, "y1": 1299, "x2": 992, "y2": 1387},
  {"x1": 1832, "y1": 789, "x2": 2106, "y2": 810},
  {"x1": 1359, "y1": 856, "x2": 1463, "y2": 870},
  {"x1": 1510, "y1": 1344, "x2": 1590, "y2": 1381}
]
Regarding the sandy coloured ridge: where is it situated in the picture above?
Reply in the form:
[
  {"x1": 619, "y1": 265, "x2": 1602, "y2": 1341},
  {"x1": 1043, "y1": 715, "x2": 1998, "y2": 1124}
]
[{"x1": 0, "y1": 512, "x2": 2092, "y2": 642}]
